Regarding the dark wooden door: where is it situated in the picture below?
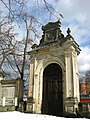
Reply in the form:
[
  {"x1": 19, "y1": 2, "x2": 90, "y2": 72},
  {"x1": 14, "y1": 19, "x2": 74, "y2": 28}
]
[{"x1": 42, "y1": 63, "x2": 63, "y2": 116}]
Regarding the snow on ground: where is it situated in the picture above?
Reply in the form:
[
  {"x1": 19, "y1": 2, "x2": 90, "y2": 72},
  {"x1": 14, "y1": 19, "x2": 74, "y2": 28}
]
[{"x1": 0, "y1": 111, "x2": 89, "y2": 120}]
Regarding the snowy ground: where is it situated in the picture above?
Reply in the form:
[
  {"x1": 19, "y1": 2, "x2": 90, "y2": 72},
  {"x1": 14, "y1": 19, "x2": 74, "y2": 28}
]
[{"x1": 0, "y1": 111, "x2": 89, "y2": 120}]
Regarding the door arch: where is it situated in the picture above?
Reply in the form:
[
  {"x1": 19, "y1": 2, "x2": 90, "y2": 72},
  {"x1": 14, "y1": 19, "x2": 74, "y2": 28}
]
[{"x1": 42, "y1": 63, "x2": 63, "y2": 116}]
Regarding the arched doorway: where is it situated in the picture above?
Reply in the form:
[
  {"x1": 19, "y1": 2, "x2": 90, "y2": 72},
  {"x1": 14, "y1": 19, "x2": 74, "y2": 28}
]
[{"x1": 42, "y1": 63, "x2": 63, "y2": 116}]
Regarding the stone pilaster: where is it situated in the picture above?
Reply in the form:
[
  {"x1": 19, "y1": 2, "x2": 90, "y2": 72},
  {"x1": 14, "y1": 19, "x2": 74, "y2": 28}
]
[
  {"x1": 65, "y1": 46, "x2": 80, "y2": 113},
  {"x1": 28, "y1": 63, "x2": 34, "y2": 97},
  {"x1": 27, "y1": 56, "x2": 35, "y2": 112}
]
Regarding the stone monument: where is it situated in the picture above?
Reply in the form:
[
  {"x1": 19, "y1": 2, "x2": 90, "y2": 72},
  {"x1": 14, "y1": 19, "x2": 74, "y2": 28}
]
[
  {"x1": 27, "y1": 20, "x2": 81, "y2": 116},
  {"x1": 0, "y1": 77, "x2": 23, "y2": 111}
]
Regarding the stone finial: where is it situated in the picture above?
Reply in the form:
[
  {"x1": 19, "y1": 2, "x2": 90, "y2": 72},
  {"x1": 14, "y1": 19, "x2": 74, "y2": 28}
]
[
  {"x1": 31, "y1": 44, "x2": 38, "y2": 49},
  {"x1": 65, "y1": 27, "x2": 74, "y2": 40},
  {"x1": 67, "y1": 28, "x2": 71, "y2": 35}
]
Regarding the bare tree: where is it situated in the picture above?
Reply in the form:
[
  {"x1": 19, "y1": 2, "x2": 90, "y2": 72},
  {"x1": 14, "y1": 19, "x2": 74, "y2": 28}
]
[
  {"x1": 0, "y1": 0, "x2": 63, "y2": 89},
  {"x1": 0, "y1": 14, "x2": 15, "y2": 69},
  {"x1": 0, "y1": 1, "x2": 33, "y2": 80},
  {"x1": 85, "y1": 70, "x2": 90, "y2": 78},
  {"x1": 0, "y1": 0, "x2": 26, "y2": 20},
  {"x1": 11, "y1": 14, "x2": 40, "y2": 81}
]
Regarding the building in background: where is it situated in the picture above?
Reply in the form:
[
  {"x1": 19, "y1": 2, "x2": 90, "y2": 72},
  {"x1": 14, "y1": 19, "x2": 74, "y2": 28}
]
[{"x1": 79, "y1": 76, "x2": 90, "y2": 112}]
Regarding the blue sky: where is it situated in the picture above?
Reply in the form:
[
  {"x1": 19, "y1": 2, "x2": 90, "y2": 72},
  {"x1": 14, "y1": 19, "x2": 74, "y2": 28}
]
[
  {"x1": 0, "y1": 0, "x2": 90, "y2": 75},
  {"x1": 29, "y1": 0, "x2": 90, "y2": 75}
]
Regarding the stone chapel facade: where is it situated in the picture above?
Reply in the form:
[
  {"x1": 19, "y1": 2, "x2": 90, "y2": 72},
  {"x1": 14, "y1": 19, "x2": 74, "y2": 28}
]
[{"x1": 26, "y1": 20, "x2": 81, "y2": 116}]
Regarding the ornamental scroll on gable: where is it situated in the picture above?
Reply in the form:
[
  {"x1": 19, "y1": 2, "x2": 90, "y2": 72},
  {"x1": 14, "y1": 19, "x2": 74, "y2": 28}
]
[{"x1": 39, "y1": 20, "x2": 64, "y2": 46}]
